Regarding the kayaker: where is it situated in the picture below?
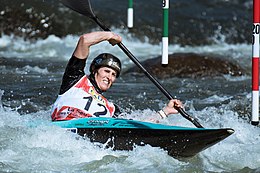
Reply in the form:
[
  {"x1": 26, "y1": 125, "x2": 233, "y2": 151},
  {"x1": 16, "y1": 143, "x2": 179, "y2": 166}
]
[{"x1": 51, "y1": 31, "x2": 183, "y2": 121}]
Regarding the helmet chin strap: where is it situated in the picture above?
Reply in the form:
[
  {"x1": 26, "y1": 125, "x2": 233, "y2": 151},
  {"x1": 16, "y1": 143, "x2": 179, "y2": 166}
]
[{"x1": 88, "y1": 73, "x2": 104, "y2": 94}]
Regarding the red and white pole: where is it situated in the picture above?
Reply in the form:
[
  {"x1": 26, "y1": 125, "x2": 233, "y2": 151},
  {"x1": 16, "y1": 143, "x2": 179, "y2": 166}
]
[{"x1": 252, "y1": 0, "x2": 260, "y2": 125}]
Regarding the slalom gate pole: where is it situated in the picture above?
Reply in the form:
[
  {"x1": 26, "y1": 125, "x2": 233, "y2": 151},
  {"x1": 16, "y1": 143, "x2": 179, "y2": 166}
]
[
  {"x1": 127, "y1": 0, "x2": 133, "y2": 28},
  {"x1": 162, "y1": 0, "x2": 169, "y2": 66},
  {"x1": 252, "y1": 0, "x2": 260, "y2": 125}
]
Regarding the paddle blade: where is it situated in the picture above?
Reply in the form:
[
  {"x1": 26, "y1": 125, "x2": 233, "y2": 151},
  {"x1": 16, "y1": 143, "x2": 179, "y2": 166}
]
[{"x1": 60, "y1": 0, "x2": 95, "y2": 18}]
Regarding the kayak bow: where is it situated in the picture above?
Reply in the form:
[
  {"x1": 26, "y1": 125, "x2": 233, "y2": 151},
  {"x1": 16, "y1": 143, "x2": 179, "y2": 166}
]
[{"x1": 52, "y1": 117, "x2": 234, "y2": 158}]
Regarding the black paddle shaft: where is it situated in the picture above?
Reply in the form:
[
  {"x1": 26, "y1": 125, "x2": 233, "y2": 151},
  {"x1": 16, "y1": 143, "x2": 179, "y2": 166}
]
[
  {"x1": 93, "y1": 17, "x2": 203, "y2": 128},
  {"x1": 94, "y1": 18, "x2": 172, "y2": 98},
  {"x1": 60, "y1": 0, "x2": 204, "y2": 128}
]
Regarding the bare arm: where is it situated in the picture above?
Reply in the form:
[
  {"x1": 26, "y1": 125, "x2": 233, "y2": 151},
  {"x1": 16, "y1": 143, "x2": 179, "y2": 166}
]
[
  {"x1": 158, "y1": 99, "x2": 183, "y2": 119},
  {"x1": 73, "y1": 31, "x2": 122, "y2": 59},
  {"x1": 59, "y1": 31, "x2": 121, "y2": 95}
]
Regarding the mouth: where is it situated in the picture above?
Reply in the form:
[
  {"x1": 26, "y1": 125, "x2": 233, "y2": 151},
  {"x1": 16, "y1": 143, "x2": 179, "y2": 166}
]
[{"x1": 102, "y1": 79, "x2": 110, "y2": 85}]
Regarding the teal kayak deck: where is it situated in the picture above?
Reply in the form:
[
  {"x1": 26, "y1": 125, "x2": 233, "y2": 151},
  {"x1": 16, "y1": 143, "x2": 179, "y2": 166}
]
[{"x1": 53, "y1": 117, "x2": 217, "y2": 130}]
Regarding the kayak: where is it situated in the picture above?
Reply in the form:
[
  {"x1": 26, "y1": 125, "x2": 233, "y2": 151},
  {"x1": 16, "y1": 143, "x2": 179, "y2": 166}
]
[{"x1": 52, "y1": 117, "x2": 234, "y2": 158}]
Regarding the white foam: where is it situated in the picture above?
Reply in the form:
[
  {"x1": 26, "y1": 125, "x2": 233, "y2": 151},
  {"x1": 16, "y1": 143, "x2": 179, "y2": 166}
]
[
  {"x1": 14, "y1": 65, "x2": 49, "y2": 75},
  {"x1": 0, "y1": 31, "x2": 252, "y2": 68},
  {"x1": 0, "y1": 29, "x2": 258, "y2": 172},
  {"x1": 0, "y1": 34, "x2": 77, "y2": 60},
  {"x1": 200, "y1": 95, "x2": 232, "y2": 104},
  {"x1": 0, "y1": 100, "x2": 259, "y2": 172},
  {"x1": 189, "y1": 106, "x2": 260, "y2": 172}
]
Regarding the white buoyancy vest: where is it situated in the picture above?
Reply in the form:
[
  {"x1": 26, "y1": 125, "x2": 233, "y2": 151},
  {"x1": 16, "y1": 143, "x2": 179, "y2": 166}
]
[{"x1": 51, "y1": 76, "x2": 115, "y2": 121}]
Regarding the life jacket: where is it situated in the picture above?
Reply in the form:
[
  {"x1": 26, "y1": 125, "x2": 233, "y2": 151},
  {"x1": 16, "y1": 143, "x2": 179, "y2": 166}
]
[{"x1": 51, "y1": 75, "x2": 115, "y2": 121}]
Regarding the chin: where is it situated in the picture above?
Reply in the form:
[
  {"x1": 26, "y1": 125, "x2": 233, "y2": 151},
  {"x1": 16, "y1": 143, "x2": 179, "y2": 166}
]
[{"x1": 100, "y1": 86, "x2": 110, "y2": 91}]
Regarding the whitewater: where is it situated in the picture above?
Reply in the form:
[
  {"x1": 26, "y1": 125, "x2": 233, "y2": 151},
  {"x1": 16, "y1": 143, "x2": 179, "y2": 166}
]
[{"x1": 0, "y1": 29, "x2": 259, "y2": 172}]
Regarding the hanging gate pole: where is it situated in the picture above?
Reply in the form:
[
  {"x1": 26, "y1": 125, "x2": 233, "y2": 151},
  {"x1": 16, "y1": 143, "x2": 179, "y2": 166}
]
[
  {"x1": 162, "y1": 0, "x2": 169, "y2": 66},
  {"x1": 127, "y1": 0, "x2": 133, "y2": 28}
]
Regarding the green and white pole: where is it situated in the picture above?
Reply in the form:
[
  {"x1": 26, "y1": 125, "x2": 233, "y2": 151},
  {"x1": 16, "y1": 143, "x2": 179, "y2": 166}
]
[
  {"x1": 127, "y1": 0, "x2": 133, "y2": 28},
  {"x1": 162, "y1": 0, "x2": 169, "y2": 66}
]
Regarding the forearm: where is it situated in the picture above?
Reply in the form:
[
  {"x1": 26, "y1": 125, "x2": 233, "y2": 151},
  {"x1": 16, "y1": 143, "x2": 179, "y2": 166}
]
[
  {"x1": 73, "y1": 31, "x2": 121, "y2": 59},
  {"x1": 157, "y1": 99, "x2": 183, "y2": 119},
  {"x1": 157, "y1": 110, "x2": 168, "y2": 119}
]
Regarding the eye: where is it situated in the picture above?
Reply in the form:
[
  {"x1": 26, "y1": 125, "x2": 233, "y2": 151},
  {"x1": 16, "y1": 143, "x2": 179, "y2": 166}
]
[
  {"x1": 104, "y1": 69, "x2": 110, "y2": 73},
  {"x1": 112, "y1": 72, "x2": 117, "y2": 77}
]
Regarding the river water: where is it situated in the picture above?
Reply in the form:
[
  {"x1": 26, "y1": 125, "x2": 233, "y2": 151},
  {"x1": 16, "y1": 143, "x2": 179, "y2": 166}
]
[{"x1": 0, "y1": 0, "x2": 260, "y2": 172}]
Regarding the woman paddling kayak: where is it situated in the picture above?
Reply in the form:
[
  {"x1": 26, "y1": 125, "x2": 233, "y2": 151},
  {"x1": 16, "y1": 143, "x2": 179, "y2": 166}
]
[{"x1": 51, "y1": 31, "x2": 183, "y2": 121}]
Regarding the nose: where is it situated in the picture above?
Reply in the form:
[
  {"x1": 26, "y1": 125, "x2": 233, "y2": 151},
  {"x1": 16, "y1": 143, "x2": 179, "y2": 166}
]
[{"x1": 106, "y1": 72, "x2": 113, "y2": 80}]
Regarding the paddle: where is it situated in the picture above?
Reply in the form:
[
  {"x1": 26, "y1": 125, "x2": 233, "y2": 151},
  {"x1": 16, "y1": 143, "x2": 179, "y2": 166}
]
[{"x1": 60, "y1": 0, "x2": 204, "y2": 128}]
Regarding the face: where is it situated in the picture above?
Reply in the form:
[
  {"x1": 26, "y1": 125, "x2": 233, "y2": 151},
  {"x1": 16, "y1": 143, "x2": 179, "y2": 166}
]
[{"x1": 94, "y1": 67, "x2": 117, "y2": 91}]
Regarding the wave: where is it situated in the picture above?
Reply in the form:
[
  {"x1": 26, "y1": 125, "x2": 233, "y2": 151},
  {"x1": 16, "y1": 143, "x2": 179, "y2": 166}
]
[
  {"x1": 0, "y1": 32, "x2": 252, "y2": 65},
  {"x1": 0, "y1": 94, "x2": 259, "y2": 172}
]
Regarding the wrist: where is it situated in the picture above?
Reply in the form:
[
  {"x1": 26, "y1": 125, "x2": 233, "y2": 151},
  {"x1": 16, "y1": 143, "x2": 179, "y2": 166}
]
[
  {"x1": 158, "y1": 110, "x2": 167, "y2": 119},
  {"x1": 162, "y1": 107, "x2": 170, "y2": 116}
]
